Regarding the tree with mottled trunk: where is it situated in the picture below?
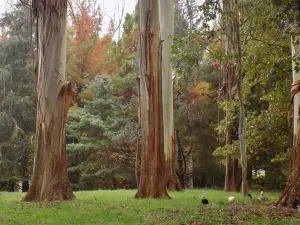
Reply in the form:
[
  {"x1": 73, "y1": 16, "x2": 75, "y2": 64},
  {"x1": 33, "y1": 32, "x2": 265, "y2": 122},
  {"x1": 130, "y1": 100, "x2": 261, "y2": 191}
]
[
  {"x1": 135, "y1": 0, "x2": 170, "y2": 199},
  {"x1": 221, "y1": 0, "x2": 247, "y2": 195},
  {"x1": 278, "y1": 35, "x2": 300, "y2": 207},
  {"x1": 234, "y1": 0, "x2": 248, "y2": 196},
  {"x1": 23, "y1": 0, "x2": 74, "y2": 201},
  {"x1": 221, "y1": 0, "x2": 240, "y2": 193},
  {"x1": 159, "y1": 0, "x2": 181, "y2": 191}
]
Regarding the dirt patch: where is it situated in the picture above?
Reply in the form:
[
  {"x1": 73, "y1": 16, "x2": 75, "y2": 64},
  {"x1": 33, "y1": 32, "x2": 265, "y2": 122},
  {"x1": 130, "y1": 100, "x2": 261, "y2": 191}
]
[
  {"x1": 229, "y1": 203, "x2": 297, "y2": 218},
  {"x1": 186, "y1": 222, "x2": 211, "y2": 225}
]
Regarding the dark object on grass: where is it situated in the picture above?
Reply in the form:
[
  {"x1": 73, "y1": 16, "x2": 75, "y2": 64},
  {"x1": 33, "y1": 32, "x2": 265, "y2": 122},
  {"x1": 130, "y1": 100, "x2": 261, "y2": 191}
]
[
  {"x1": 202, "y1": 198, "x2": 209, "y2": 205},
  {"x1": 248, "y1": 193, "x2": 252, "y2": 199}
]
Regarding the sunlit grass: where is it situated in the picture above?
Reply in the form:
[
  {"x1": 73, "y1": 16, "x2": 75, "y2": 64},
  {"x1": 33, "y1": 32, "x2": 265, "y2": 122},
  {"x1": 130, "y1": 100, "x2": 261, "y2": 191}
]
[{"x1": 0, "y1": 189, "x2": 299, "y2": 224}]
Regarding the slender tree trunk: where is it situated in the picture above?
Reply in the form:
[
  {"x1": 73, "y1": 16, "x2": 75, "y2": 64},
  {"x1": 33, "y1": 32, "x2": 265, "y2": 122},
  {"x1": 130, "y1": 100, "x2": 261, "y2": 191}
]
[
  {"x1": 23, "y1": 0, "x2": 74, "y2": 201},
  {"x1": 224, "y1": 156, "x2": 231, "y2": 192},
  {"x1": 278, "y1": 35, "x2": 300, "y2": 208},
  {"x1": 187, "y1": 152, "x2": 193, "y2": 188},
  {"x1": 159, "y1": 0, "x2": 181, "y2": 191},
  {"x1": 135, "y1": 0, "x2": 170, "y2": 199},
  {"x1": 235, "y1": 0, "x2": 248, "y2": 196},
  {"x1": 176, "y1": 130, "x2": 185, "y2": 189}
]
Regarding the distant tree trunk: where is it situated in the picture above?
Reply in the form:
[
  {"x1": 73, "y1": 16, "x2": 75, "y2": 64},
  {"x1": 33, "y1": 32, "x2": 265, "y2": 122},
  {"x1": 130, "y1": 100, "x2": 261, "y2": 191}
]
[
  {"x1": 224, "y1": 156, "x2": 239, "y2": 192},
  {"x1": 278, "y1": 35, "x2": 300, "y2": 208},
  {"x1": 187, "y1": 152, "x2": 193, "y2": 188},
  {"x1": 23, "y1": 0, "x2": 74, "y2": 201},
  {"x1": 222, "y1": 0, "x2": 236, "y2": 192},
  {"x1": 20, "y1": 140, "x2": 29, "y2": 192},
  {"x1": 160, "y1": 0, "x2": 181, "y2": 191},
  {"x1": 235, "y1": 0, "x2": 248, "y2": 196},
  {"x1": 221, "y1": 0, "x2": 245, "y2": 193},
  {"x1": 176, "y1": 130, "x2": 185, "y2": 188},
  {"x1": 135, "y1": 0, "x2": 170, "y2": 199}
]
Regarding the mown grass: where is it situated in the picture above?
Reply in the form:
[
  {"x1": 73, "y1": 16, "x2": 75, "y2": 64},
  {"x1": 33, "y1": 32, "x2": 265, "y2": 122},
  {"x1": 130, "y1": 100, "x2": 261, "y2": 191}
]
[{"x1": 0, "y1": 189, "x2": 300, "y2": 225}]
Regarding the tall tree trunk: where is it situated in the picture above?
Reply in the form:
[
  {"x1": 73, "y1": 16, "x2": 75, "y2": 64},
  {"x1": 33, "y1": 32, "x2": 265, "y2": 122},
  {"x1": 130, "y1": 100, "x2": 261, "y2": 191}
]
[
  {"x1": 278, "y1": 35, "x2": 300, "y2": 208},
  {"x1": 160, "y1": 0, "x2": 181, "y2": 191},
  {"x1": 23, "y1": 0, "x2": 74, "y2": 201},
  {"x1": 221, "y1": 0, "x2": 238, "y2": 192},
  {"x1": 135, "y1": 0, "x2": 170, "y2": 199},
  {"x1": 221, "y1": 0, "x2": 247, "y2": 194},
  {"x1": 235, "y1": 0, "x2": 248, "y2": 196}
]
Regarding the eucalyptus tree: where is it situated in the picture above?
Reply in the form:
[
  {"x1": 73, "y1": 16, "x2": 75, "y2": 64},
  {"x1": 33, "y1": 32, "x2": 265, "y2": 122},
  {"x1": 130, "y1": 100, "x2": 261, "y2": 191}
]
[
  {"x1": 277, "y1": 1, "x2": 300, "y2": 207},
  {"x1": 23, "y1": 0, "x2": 74, "y2": 201},
  {"x1": 160, "y1": 0, "x2": 181, "y2": 191},
  {"x1": 135, "y1": 0, "x2": 170, "y2": 198}
]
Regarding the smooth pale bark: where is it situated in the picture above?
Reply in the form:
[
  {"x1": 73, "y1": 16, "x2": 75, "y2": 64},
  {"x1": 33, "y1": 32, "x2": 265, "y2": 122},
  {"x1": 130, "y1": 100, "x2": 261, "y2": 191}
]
[
  {"x1": 159, "y1": 0, "x2": 181, "y2": 191},
  {"x1": 135, "y1": 0, "x2": 170, "y2": 199},
  {"x1": 278, "y1": 35, "x2": 300, "y2": 208},
  {"x1": 23, "y1": 0, "x2": 74, "y2": 201}
]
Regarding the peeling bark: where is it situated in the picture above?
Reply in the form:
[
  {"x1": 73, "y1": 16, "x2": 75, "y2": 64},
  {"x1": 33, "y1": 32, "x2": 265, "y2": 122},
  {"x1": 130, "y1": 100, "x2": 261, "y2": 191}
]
[
  {"x1": 166, "y1": 131, "x2": 181, "y2": 191},
  {"x1": 221, "y1": 0, "x2": 238, "y2": 192},
  {"x1": 278, "y1": 36, "x2": 300, "y2": 208},
  {"x1": 159, "y1": 0, "x2": 181, "y2": 191},
  {"x1": 23, "y1": 0, "x2": 74, "y2": 201},
  {"x1": 135, "y1": 0, "x2": 170, "y2": 199},
  {"x1": 221, "y1": 0, "x2": 247, "y2": 194}
]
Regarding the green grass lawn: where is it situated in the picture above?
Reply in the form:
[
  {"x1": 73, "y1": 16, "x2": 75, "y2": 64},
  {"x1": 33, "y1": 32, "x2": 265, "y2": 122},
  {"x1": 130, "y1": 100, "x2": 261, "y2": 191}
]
[{"x1": 0, "y1": 189, "x2": 299, "y2": 225}]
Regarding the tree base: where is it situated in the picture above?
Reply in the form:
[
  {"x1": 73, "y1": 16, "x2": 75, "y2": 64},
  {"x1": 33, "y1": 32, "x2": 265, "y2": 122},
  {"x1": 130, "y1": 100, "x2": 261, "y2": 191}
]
[
  {"x1": 135, "y1": 190, "x2": 171, "y2": 199},
  {"x1": 23, "y1": 180, "x2": 74, "y2": 201},
  {"x1": 277, "y1": 168, "x2": 300, "y2": 208},
  {"x1": 135, "y1": 183, "x2": 171, "y2": 199}
]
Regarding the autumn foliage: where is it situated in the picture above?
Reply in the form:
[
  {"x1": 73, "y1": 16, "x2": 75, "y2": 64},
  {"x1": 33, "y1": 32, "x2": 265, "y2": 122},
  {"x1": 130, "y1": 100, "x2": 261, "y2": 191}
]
[{"x1": 68, "y1": 7, "x2": 116, "y2": 85}]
